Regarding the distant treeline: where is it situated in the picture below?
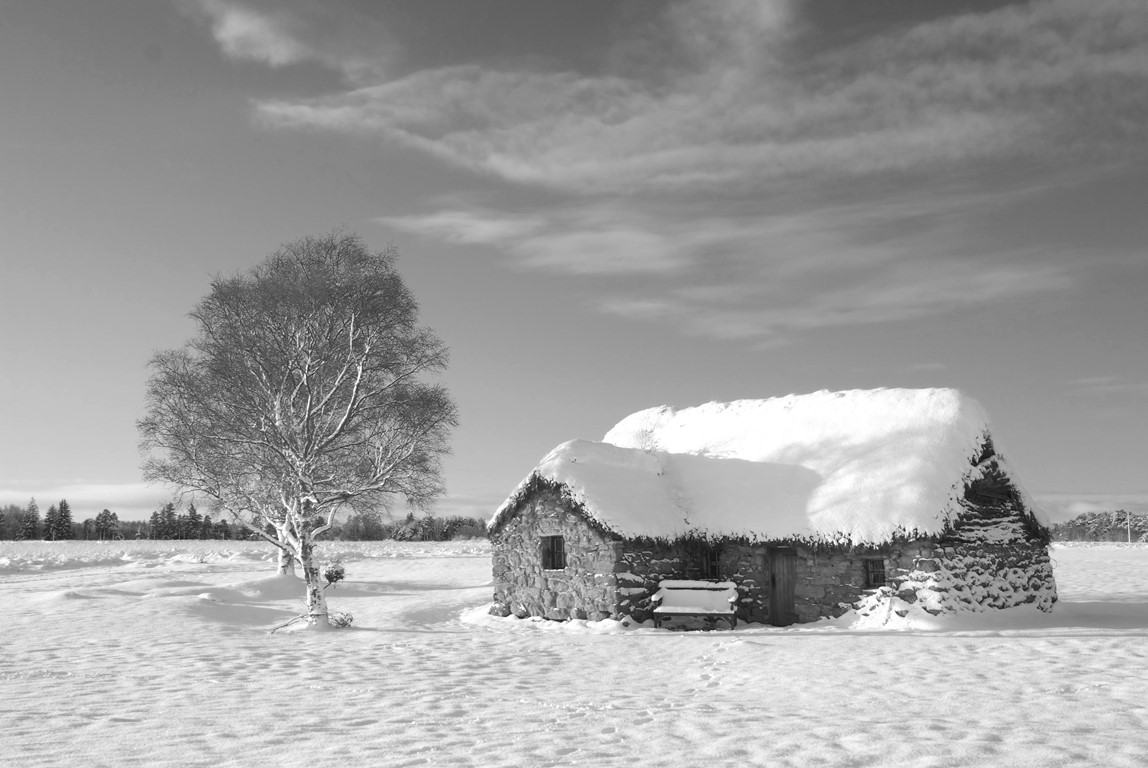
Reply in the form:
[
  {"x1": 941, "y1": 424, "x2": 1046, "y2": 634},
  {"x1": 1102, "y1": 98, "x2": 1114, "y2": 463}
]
[
  {"x1": 1050, "y1": 510, "x2": 1148, "y2": 542},
  {"x1": 0, "y1": 500, "x2": 124, "y2": 541},
  {"x1": 146, "y1": 502, "x2": 488, "y2": 541},
  {"x1": 0, "y1": 499, "x2": 487, "y2": 541}
]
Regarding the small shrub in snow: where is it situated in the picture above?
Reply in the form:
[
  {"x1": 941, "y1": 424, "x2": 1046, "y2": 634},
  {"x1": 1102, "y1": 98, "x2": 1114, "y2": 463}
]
[
  {"x1": 269, "y1": 609, "x2": 354, "y2": 633},
  {"x1": 324, "y1": 562, "x2": 345, "y2": 588}
]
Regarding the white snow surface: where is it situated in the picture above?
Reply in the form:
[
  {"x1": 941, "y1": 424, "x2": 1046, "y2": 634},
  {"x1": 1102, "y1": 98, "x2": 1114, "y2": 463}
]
[
  {"x1": 4, "y1": 539, "x2": 1148, "y2": 768},
  {"x1": 497, "y1": 388, "x2": 1011, "y2": 543},
  {"x1": 652, "y1": 581, "x2": 738, "y2": 615}
]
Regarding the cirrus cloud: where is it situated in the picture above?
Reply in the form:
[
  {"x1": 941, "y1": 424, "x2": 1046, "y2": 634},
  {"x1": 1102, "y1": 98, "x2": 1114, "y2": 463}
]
[
  {"x1": 384, "y1": 193, "x2": 1075, "y2": 343},
  {"x1": 179, "y1": 0, "x2": 397, "y2": 82},
  {"x1": 193, "y1": 0, "x2": 1147, "y2": 344},
  {"x1": 252, "y1": 0, "x2": 1148, "y2": 193},
  {"x1": 191, "y1": 0, "x2": 309, "y2": 67}
]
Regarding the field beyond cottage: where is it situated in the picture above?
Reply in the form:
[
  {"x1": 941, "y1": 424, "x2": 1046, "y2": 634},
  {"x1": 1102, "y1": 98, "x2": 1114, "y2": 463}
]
[{"x1": 2, "y1": 541, "x2": 1148, "y2": 768}]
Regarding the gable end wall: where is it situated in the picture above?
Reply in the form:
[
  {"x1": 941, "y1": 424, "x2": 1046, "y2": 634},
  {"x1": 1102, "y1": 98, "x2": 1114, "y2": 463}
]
[{"x1": 489, "y1": 488, "x2": 621, "y2": 621}]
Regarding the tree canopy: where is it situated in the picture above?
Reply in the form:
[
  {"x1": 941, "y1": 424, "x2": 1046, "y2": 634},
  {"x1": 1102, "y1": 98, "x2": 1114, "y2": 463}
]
[{"x1": 139, "y1": 231, "x2": 458, "y2": 627}]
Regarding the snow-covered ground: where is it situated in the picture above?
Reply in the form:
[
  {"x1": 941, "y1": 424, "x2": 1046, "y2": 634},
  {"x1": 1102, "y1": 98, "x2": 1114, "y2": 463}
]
[{"x1": 3, "y1": 541, "x2": 1147, "y2": 767}]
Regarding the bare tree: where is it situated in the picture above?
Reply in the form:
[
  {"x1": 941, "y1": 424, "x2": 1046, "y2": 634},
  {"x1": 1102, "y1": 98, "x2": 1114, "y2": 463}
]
[{"x1": 139, "y1": 231, "x2": 458, "y2": 628}]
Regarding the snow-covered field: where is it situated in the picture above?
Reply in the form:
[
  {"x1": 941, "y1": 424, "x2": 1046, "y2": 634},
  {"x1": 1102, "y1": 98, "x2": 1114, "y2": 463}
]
[{"x1": 3, "y1": 541, "x2": 1148, "y2": 767}]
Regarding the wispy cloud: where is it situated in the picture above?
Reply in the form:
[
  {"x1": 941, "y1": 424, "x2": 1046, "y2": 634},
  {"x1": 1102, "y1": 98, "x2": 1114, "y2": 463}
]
[
  {"x1": 253, "y1": 0, "x2": 1148, "y2": 193},
  {"x1": 180, "y1": 0, "x2": 395, "y2": 81},
  {"x1": 383, "y1": 210, "x2": 543, "y2": 246},
  {"x1": 598, "y1": 260, "x2": 1070, "y2": 343},
  {"x1": 195, "y1": 0, "x2": 1145, "y2": 342},
  {"x1": 387, "y1": 197, "x2": 1074, "y2": 341},
  {"x1": 185, "y1": 0, "x2": 310, "y2": 67},
  {"x1": 1067, "y1": 376, "x2": 1148, "y2": 399},
  {"x1": 383, "y1": 206, "x2": 693, "y2": 275}
]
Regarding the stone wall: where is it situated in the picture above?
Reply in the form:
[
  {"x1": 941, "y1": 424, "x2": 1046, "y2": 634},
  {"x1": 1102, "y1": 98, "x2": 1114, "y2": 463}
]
[
  {"x1": 490, "y1": 473, "x2": 1056, "y2": 626},
  {"x1": 855, "y1": 489, "x2": 1057, "y2": 623},
  {"x1": 784, "y1": 537, "x2": 1055, "y2": 625},
  {"x1": 489, "y1": 488, "x2": 621, "y2": 621},
  {"x1": 543, "y1": 535, "x2": 895, "y2": 625},
  {"x1": 616, "y1": 542, "x2": 775, "y2": 624},
  {"x1": 790, "y1": 547, "x2": 879, "y2": 623},
  {"x1": 811, "y1": 469, "x2": 1057, "y2": 623},
  {"x1": 880, "y1": 539, "x2": 1055, "y2": 616},
  {"x1": 718, "y1": 544, "x2": 770, "y2": 623},
  {"x1": 615, "y1": 531, "x2": 1054, "y2": 626},
  {"x1": 615, "y1": 542, "x2": 689, "y2": 622}
]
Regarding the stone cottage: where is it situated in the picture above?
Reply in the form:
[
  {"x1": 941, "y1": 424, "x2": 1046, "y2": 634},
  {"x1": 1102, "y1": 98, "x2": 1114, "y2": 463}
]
[{"x1": 487, "y1": 388, "x2": 1057, "y2": 626}]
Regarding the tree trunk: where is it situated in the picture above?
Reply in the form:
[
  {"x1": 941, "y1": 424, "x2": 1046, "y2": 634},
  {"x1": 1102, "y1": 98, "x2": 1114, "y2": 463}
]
[
  {"x1": 276, "y1": 543, "x2": 296, "y2": 576},
  {"x1": 298, "y1": 533, "x2": 330, "y2": 628}
]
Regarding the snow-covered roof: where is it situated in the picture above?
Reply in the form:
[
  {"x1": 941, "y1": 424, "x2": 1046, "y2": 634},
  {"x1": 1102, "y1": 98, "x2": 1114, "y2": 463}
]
[{"x1": 492, "y1": 388, "x2": 1031, "y2": 545}]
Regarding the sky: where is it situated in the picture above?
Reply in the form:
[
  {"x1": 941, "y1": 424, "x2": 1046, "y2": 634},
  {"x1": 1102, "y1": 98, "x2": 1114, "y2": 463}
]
[{"x1": 1, "y1": 0, "x2": 1146, "y2": 525}]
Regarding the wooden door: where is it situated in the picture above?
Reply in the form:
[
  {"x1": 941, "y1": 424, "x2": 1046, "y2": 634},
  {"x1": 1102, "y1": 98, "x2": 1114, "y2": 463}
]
[{"x1": 769, "y1": 547, "x2": 797, "y2": 626}]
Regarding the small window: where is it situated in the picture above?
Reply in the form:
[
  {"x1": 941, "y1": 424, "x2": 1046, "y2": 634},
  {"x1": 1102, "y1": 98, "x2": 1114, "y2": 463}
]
[
  {"x1": 863, "y1": 559, "x2": 886, "y2": 589},
  {"x1": 700, "y1": 545, "x2": 722, "y2": 580},
  {"x1": 541, "y1": 535, "x2": 566, "y2": 570}
]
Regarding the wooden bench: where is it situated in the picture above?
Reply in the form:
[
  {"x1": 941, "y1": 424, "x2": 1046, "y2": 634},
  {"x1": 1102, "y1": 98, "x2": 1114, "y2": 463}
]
[{"x1": 650, "y1": 579, "x2": 739, "y2": 630}]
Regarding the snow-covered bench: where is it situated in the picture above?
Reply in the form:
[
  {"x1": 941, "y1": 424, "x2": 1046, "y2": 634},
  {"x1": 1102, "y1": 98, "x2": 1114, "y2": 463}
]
[{"x1": 650, "y1": 579, "x2": 739, "y2": 630}]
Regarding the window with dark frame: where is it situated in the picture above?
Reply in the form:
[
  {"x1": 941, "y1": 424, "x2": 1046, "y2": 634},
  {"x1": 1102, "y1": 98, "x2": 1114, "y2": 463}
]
[
  {"x1": 863, "y1": 558, "x2": 886, "y2": 589},
  {"x1": 700, "y1": 545, "x2": 722, "y2": 580},
  {"x1": 541, "y1": 535, "x2": 566, "y2": 570}
]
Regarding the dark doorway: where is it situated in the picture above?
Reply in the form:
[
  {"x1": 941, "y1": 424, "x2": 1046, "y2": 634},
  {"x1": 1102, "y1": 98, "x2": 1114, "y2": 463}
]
[{"x1": 768, "y1": 547, "x2": 797, "y2": 626}]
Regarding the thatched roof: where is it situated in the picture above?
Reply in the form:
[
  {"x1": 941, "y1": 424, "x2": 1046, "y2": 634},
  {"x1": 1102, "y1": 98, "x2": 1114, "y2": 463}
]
[{"x1": 491, "y1": 388, "x2": 1040, "y2": 545}]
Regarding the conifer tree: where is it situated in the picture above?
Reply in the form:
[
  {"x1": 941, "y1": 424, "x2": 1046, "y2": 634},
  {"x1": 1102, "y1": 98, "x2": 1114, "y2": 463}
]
[
  {"x1": 57, "y1": 499, "x2": 74, "y2": 540},
  {"x1": 185, "y1": 504, "x2": 202, "y2": 539},
  {"x1": 161, "y1": 503, "x2": 178, "y2": 539},
  {"x1": 21, "y1": 499, "x2": 41, "y2": 540},
  {"x1": 44, "y1": 504, "x2": 60, "y2": 541}
]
